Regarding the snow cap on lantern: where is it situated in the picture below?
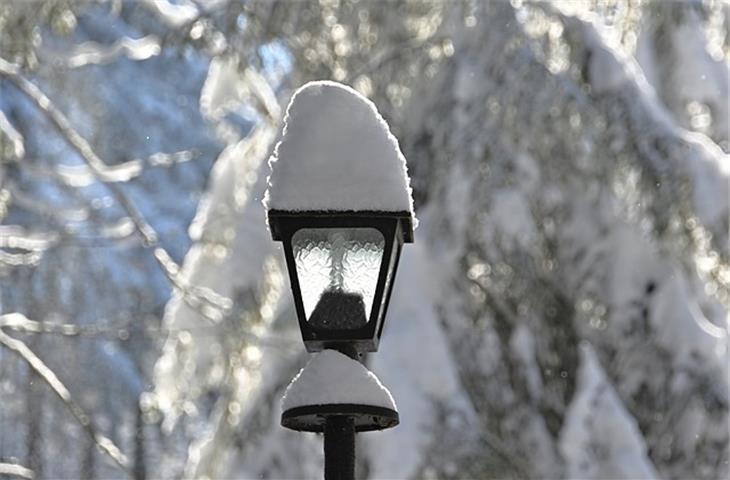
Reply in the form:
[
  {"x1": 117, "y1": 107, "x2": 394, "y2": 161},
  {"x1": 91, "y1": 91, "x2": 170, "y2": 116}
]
[{"x1": 263, "y1": 80, "x2": 415, "y2": 220}]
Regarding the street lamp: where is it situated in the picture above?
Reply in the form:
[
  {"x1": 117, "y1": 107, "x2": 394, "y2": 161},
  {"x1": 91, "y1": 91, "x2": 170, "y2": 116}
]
[{"x1": 264, "y1": 80, "x2": 415, "y2": 480}]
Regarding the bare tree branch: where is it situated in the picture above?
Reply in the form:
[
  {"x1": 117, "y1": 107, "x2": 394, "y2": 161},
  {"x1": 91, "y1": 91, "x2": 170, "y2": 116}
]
[{"x1": 0, "y1": 327, "x2": 131, "y2": 476}]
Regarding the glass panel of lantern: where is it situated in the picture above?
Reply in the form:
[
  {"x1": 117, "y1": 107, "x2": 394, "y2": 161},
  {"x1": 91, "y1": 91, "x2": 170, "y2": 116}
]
[{"x1": 291, "y1": 227, "x2": 385, "y2": 330}]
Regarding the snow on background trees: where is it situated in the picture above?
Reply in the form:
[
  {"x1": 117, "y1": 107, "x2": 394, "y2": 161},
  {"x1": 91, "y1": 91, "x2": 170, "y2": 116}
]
[
  {"x1": 0, "y1": 1, "x2": 727, "y2": 479},
  {"x1": 264, "y1": 80, "x2": 415, "y2": 214}
]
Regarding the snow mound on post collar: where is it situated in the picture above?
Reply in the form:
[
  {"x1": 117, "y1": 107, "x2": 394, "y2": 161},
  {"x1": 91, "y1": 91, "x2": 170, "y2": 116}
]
[
  {"x1": 281, "y1": 350, "x2": 396, "y2": 411},
  {"x1": 264, "y1": 81, "x2": 415, "y2": 216}
]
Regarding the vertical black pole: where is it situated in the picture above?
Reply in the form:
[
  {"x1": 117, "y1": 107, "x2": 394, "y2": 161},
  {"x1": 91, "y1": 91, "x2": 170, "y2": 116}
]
[
  {"x1": 324, "y1": 416, "x2": 355, "y2": 480},
  {"x1": 323, "y1": 347, "x2": 358, "y2": 479}
]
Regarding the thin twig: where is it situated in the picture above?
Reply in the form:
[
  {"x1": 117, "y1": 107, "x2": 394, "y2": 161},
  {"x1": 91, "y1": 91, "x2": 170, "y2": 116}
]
[
  {"x1": 0, "y1": 328, "x2": 131, "y2": 476},
  {"x1": 0, "y1": 312, "x2": 129, "y2": 337}
]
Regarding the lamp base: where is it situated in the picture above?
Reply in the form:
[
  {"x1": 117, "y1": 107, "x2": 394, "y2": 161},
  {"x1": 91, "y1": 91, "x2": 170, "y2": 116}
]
[{"x1": 281, "y1": 403, "x2": 399, "y2": 432}]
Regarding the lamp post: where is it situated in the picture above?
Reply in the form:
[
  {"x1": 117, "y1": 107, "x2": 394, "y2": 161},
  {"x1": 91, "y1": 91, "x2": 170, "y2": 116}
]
[{"x1": 264, "y1": 81, "x2": 415, "y2": 479}]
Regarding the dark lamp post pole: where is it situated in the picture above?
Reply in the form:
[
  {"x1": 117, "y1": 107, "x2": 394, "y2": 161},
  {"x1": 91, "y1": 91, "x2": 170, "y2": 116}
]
[
  {"x1": 324, "y1": 416, "x2": 356, "y2": 480},
  {"x1": 323, "y1": 344, "x2": 358, "y2": 480}
]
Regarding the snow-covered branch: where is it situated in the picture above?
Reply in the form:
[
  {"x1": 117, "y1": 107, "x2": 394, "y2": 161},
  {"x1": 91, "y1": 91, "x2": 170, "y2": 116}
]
[
  {"x1": 0, "y1": 225, "x2": 59, "y2": 267},
  {"x1": 8, "y1": 149, "x2": 198, "y2": 191},
  {"x1": 0, "y1": 462, "x2": 34, "y2": 479},
  {"x1": 52, "y1": 149, "x2": 200, "y2": 188},
  {"x1": 0, "y1": 108, "x2": 24, "y2": 160},
  {"x1": 0, "y1": 218, "x2": 151, "y2": 267},
  {"x1": 0, "y1": 312, "x2": 127, "y2": 337},
  {"x1": 0, "y1": 326, "x2": 130, "y2": 475},
  {"x1": 530, "y1": 4, "x2": 730, "y2": 308},
  {"x1": 551, "y1": 6, "x2": 729, "y2": 232},
  {"x1": 139, "y1": 0, "x2": 198, "y2": 29},
  {"x1": 65, "y1": 35, "x2": 161, "y2": 69}
]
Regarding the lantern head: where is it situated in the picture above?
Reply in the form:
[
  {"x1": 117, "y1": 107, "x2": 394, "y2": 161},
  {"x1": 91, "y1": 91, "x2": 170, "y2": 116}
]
[
  {"x1": 268, "y1": 209, "x2": 413, "y2": 354},
  {"x1": 263, "y1": 81, "x2": 417, "y2": 355}
]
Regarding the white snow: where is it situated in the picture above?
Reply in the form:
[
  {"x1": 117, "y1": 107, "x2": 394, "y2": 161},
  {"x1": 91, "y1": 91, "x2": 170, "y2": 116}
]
[
  {"x1": 367, "y1": 232, "x2": 476, "y2": 480},
  {"x1": 264, "y1": 81, "x2": 415, "y2": 215},
  {"x1": 560, "y1": 343, "x2": 659, "y2": 480},
  {"x1": 139, "y1": 0, "x2": 198, "y2": 29},
  {"x1": 509, "y1": 324, "x2": 543, "y2": 400},
  {"x1": 563, "y1": 12, "x2": 730, "y2": 230},
  {"x1": 66, "y1": 35, "x2": 162, "y2": 68},
  {"x1": 281, "y1": 349, "x2": 396, "y2": 411},
  {"x1": 680, "y1": 131, "x2": 730, "y2": 227},
  {"x1": 489, "y1": 188, "x2": 537, "y2": 251},
  {"x1": 154, "y1": 127, "x2": 278, "y2": 429},
  {"x1": 651, "y1": 269, "x2": 728, "y2": 368},
  {"x1": 0, "y1": 109, "x2": 24, "y2": 159},
  {"x1": 670, "y1": 9, "x2": 729, "y2": 139},
  {"x1": 598, "y1": 224, "x2": 727, "y2": 372},
  {"x1": 200, "y1": 56, "x2": 280, "y2": 126}
]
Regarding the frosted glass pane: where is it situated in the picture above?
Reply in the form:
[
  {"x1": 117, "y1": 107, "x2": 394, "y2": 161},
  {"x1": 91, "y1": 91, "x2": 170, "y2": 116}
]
[{"x1": 292, "y1": 228, "x2": 384, "y2": 329}]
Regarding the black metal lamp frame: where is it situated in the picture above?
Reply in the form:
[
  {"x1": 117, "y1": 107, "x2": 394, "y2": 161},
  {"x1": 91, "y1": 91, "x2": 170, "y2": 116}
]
[{"x1": 268, "y1": 209, "x2": 413, "y2": 354}]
